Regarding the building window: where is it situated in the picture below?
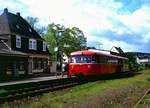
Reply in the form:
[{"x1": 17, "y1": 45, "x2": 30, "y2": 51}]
[
  {"x1": 29, "y1": 28, "x2": 32, "y2": 32},
  {"x1": 29, "y1": 40, "x2": 32, "y2": 49},
  {"x1": 43, "y1": 41, "x2": 47, "y2": 51},
  {"x1": 16, "y1": 35, "x2": 21, "y2": 48},
  {"x1": 43, "y1": 61, "x2": 47, "y2": 69},
  {"x1": 16, "y1": 25, "x2": 20, "y2": 29},
  {"x1": 33, "y1": 59, "x2": 44, "y2": 70},
  {"x1": 29, "y1": 39, "x2": 37, "y2": 50}
]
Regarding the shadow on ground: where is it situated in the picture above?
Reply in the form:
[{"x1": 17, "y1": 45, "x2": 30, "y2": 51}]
[{"x1": 77, "y1": 71, "x2": 141, "y2": 83}]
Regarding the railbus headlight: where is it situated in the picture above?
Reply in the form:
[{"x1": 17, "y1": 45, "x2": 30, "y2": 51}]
[
  {"x1": 72, "y1": 65, "x2": 74, "y2": 68},
  {"x1": 88, "y1": 65, "x2": 91, "y2": 68}
]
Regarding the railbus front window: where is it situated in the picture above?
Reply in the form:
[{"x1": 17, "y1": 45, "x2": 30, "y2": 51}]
[
  {"x1": 71, "y1": 55, "x2": 95, "y2": 63},
  {"x1": 71, "y1": 56, "x2": 82, "y2": 63}
]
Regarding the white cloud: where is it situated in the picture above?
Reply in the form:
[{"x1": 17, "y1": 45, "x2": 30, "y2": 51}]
[
  {"x1": 0, "y1": 0, "x2": 123, "y2": 36},
  {"x1": 1, "y1": 0, "x2": 150, "y2": 52},
  {"x1": 19, "y1": 0, "x2": 121, "y2": 34},
  {"x1": 142, "y1": 32, "x2": 150, "y2": 43},
  {"x1": 0, "y1": 0, "x2": 29, "y2": 17},
  {"x1": 98, "y1": 38, "x2": 141, "y2": 52},
  {"x1": 117, "y1": 5, "x2": 150, "y2": 33},
  {"x1": 20, "y1": 0, "x2": 83, "y2": 26}
]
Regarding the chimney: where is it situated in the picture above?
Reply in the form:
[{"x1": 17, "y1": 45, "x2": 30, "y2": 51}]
[
  {"x1": 4, "y1": 8, "x2": 8, "y2": 13},
  {"x1": 16, "y1": 12, "x2": 20, "y2": 16}
]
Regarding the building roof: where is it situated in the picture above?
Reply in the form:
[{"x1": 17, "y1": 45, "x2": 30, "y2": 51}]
[
  {"x1": 0, "y1": 49, "x2": 28, "y2": 57},
  {"x1": 0, "y1": 40, "x2": 9, "y2": 50},
  {"x1": 110, "y1": 46, "x2": 124, "y2": 54},
  {"x1": 0, "y1": 40, "x2": 28, "y2": 57},
  {"x1": 0, "y1": 8, "x2": 44, "y2": 40}
]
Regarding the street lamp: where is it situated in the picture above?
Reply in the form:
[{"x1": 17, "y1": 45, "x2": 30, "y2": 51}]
[
  {"x1": 62, "y1": 44, "x2": 70, "y2": 73},
  {"x1": 53, "y1": 28, "x2": 64, "y2": 72}
]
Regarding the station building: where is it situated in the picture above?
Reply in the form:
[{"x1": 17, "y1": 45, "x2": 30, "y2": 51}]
[{"x1": 0, "y1": 8, "x2": 51, "y2": 77}]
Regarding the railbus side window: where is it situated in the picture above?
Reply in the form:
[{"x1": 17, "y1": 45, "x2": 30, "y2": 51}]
[
  {"x1": 107, "y1": 57, "x2": 111, "y2": 64},
  {"x1": 118, "y1": 59, "x2": 123, "y2": 64},
  {"x1": 108, "y1": 57, "x2": 118, "y2": 64},
  {"x1": 99, "y1": 56, "x2": 104, "y2": 64},
  {"x1": 92, "y1": 56, "x2": 96, "y2": 63},
  {"x1": 125, "y1": 59, "x2": 129, "y2": 64},
  {"x1": 123, "y1": 59, "x2": 128, "y2": 64},
  {"x1": 99, "y1": 56, "x2": 108, "y2": 64}
]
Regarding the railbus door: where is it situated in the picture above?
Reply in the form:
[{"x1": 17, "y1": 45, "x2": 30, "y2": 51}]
[{"x1": 117, "y1": 59, "x2": 123, "y2": 72}]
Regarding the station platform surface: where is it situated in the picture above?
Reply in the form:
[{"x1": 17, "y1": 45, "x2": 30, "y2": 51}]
[{"x1": 0, "y1": 75, "x2": 68, "y2": 87}]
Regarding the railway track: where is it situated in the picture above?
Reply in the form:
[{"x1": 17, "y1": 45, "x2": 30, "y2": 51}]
[
  {"x1": 0, "y1": 77, "x2": 79, "y2": 104},
  {"x1": 0, "y1": 71, "x2": 136, "y2": 105},
  {"x1": 133, "y1": 88, "x2": 150, "y2": 108}
]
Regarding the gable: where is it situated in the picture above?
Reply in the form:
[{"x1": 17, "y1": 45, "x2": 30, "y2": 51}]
[
  {"x1": 0, "y1": 8, "x2": 44, "y2": 40},
  {"x1": 110, "y1": 46, "x2": 124, "y2": 54},
  {"x1": 111, "y1": 47, "x2": 119, "y2": 53}
]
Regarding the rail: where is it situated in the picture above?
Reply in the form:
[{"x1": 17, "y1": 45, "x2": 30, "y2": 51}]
[
  {"x1": 133, "y1": 88, "x2": 150, "y2": 108},
  {"x1": 0, "y1": 77, "x2": 79, "y2": 104}
]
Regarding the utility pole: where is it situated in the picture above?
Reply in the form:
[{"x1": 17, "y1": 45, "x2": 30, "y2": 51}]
[
  {"x1": 53, "y1": 27, "x2": 64, "y2": 72},
  {"x1": 96, "y1": 41, "x2": 103, "y2": 50}
]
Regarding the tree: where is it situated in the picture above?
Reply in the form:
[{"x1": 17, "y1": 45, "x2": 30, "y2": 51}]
[
  {"x1": 25, "y1": 16, "x2": 46, "y2": 36},
  {"x1": 44, "y1": 23, "x2": 59, "y2": 59},
  {"x1": 44, "y1": 23, "x2": 87, "y2": 59},
  {"x1": 26, "y1": 16, "x2": 38, "y2": 28},
  {"x1": 125, "y1": 52, "x2": 139, "y2": 71}
]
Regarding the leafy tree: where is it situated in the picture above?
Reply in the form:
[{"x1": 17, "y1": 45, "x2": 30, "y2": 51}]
[
  {"x1": 26, "y1": 16, "x2": 38, "y2": 28},
  {"x1": 44, "y1": 23, "x2": 60, "y2": 59},
  {"x1": 25, "y1": 16, "x2": 46, "y2": 36},
  {"x1": 125, "y1": 52, "x2": 139, "y2": 71},
  {"x1": 44, "y1": 23, "x2": 87, "y2": 60}
]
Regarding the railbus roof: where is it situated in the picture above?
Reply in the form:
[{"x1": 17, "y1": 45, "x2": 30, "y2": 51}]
[{"x1": 70, "y1": 49, "x2": 128, "y2": 60}]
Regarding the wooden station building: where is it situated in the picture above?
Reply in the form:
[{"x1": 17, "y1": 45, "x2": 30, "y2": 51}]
[{"x1": 0, "y1": 8, "x2": 50, "y2": 77}]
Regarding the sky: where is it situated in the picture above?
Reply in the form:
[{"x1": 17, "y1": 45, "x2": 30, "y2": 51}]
[{"x1": 0, "y1": 0, "x2": 150, "y2": 53}]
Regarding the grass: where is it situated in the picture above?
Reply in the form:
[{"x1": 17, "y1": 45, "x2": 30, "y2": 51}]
[
  {"x1": 0, "y1": 89, "x2": 7, "y2": 94},
  {"x1": 2, "y1": 69, "x2": 150, "y2": 108}
]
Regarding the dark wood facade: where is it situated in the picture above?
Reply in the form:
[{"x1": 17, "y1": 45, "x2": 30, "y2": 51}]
[{"x1": 0, "y1": 8, "x2": 50, "y2": 77}]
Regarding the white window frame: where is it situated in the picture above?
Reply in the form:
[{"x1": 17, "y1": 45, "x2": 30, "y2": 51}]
[
  {"x1": 43, "y1": 41, "x2": 47, "y2": 51},
  {"x1": 16, "y1": 35, "x2": 21, "y2": 48},
  {"x1": 29, "y1": 39, "x2": 32, "y2": 49},
  {"x1": 29, "y1": 39, "x2": 37, "y2": 50}
]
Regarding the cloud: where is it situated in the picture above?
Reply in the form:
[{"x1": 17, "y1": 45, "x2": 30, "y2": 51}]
[
  {"x1": 0, "y1": 0, "x2": 150, "y2": 52},
  {"x1": 0, "y1": 0, "x2": 28, "y2": 15},
  {"x1": 90, "y1": 37, "x2": 150, "y2": 53},
  {"x1": 88, "y1": 3, "x2": 150, "y2": 52},
  {"x1": 117, "y1": 5, "x2": 150, "y2": 33},
  {"x1": 142, "y1": 32, "x2": 150, "y2": 43},
  {"x1": 87, "y1": 37, "x2": 139, "y2": 52}
]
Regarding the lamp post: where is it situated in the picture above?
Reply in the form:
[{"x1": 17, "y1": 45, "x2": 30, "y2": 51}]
[
  {"x1": 54, "y1": 29, "x2": 64, "y2": 72},
  {"x1": 62, "y1": 44, "x2": 70, "y2": 75}
]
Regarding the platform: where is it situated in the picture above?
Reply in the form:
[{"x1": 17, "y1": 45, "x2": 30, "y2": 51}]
[{"x1": 0, "y1": 75, "x2": 68, "y2": 87}]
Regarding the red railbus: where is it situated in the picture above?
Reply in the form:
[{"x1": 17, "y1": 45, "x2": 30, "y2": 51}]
[{"x1": 69, "y1": 49, "x2": 129, "y2": 77}]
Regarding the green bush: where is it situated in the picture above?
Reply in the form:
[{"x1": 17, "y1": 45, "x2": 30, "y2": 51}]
[{"x1": 138, "y1": 64, "x2": 145, "y2": 71}]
